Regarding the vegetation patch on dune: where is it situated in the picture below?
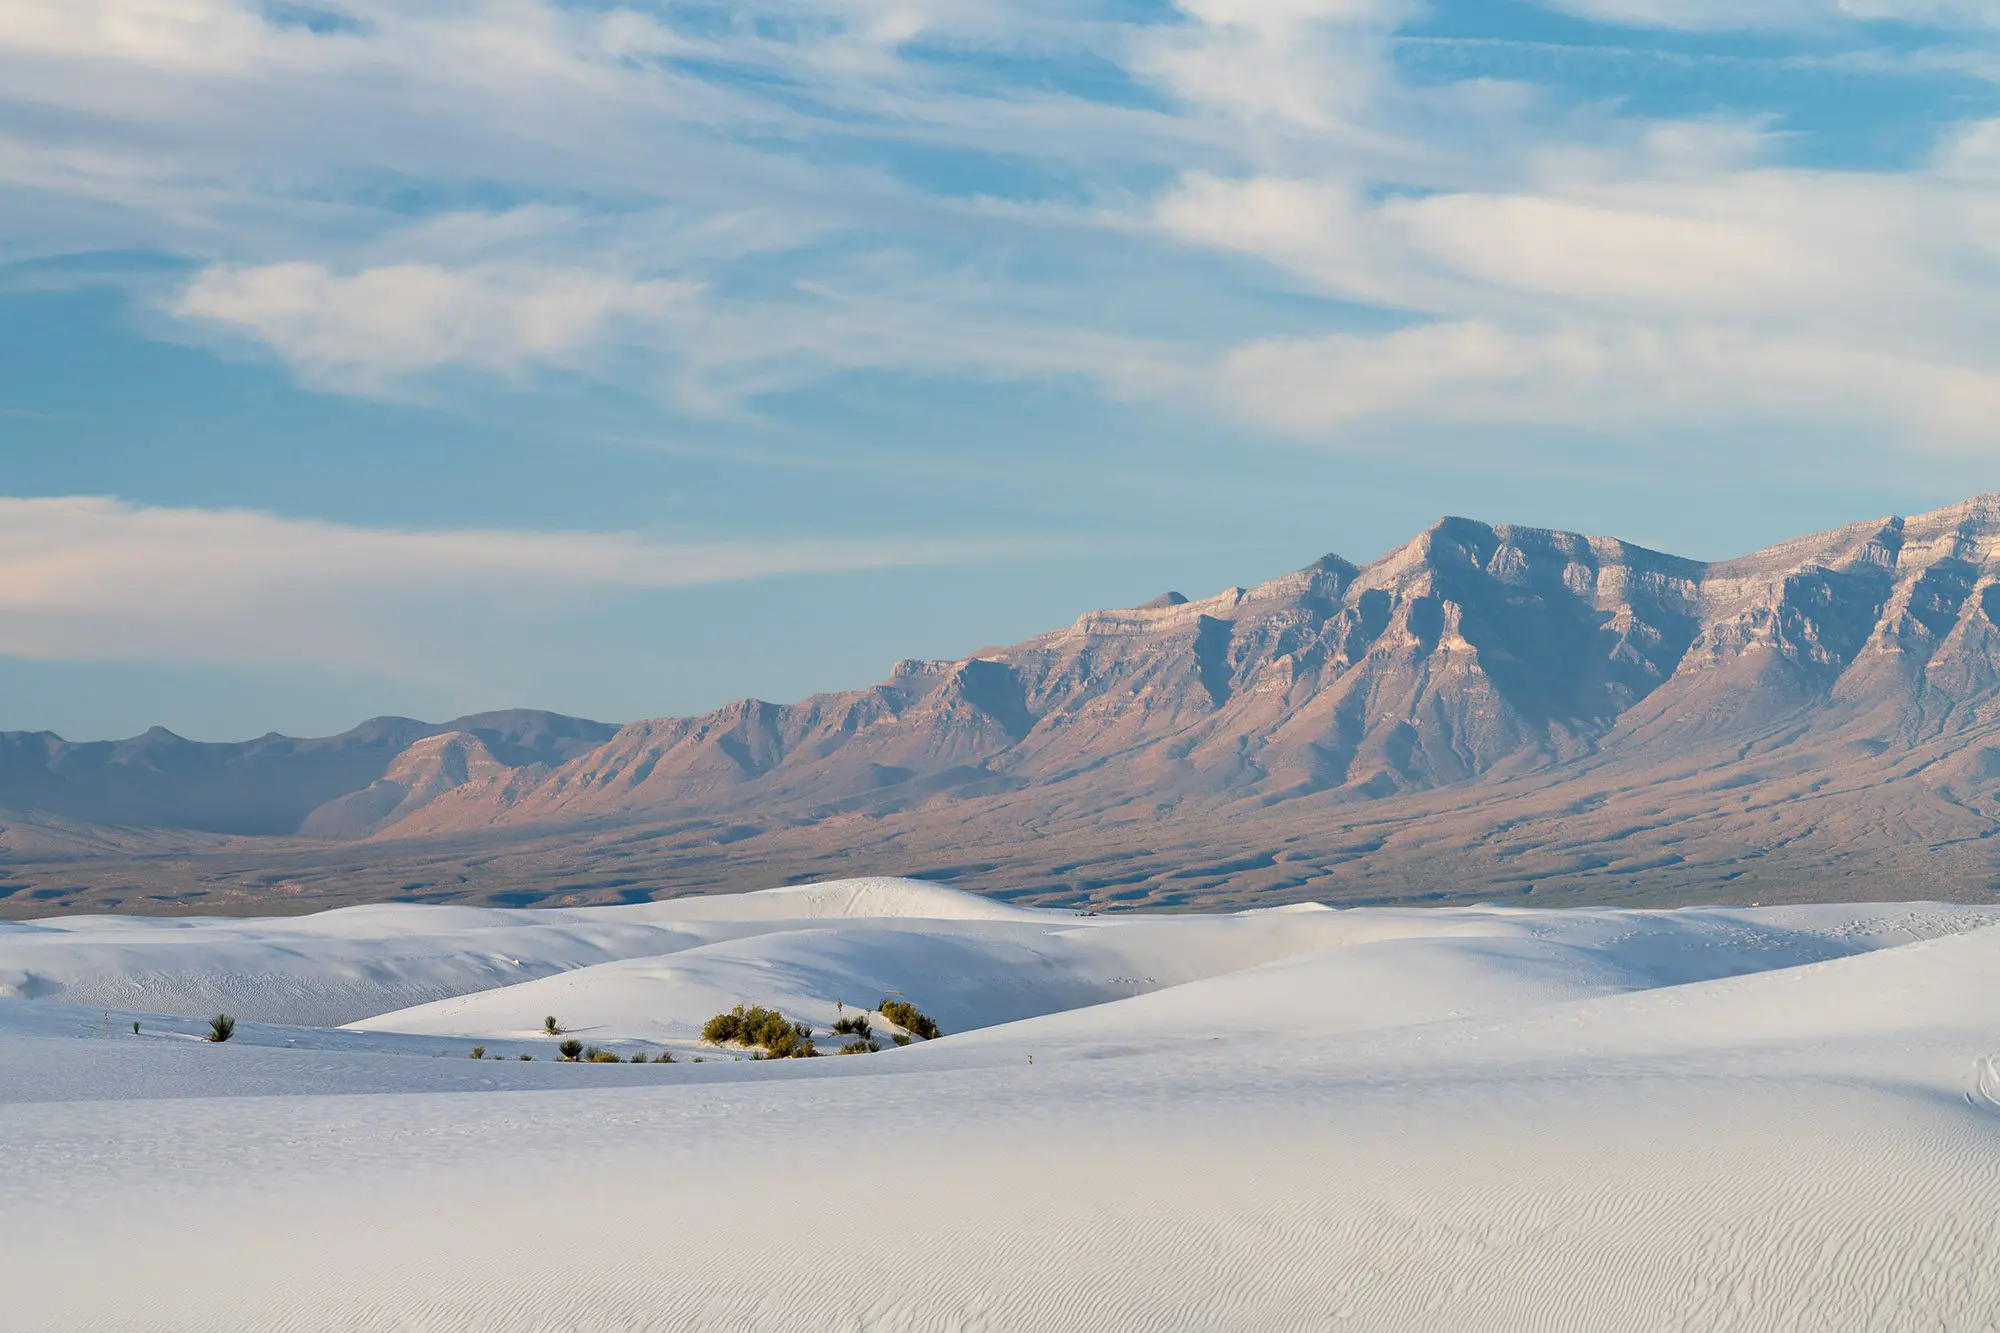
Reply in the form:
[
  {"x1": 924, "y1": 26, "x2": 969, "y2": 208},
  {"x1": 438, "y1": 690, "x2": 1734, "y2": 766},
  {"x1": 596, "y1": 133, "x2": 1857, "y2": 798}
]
[
  {"x1": 878, "y1": 999, "x2": 941, "y2": 1041},
  {"x1": 702, "y1": 1005, "x2": 819, "y2": 1058}
]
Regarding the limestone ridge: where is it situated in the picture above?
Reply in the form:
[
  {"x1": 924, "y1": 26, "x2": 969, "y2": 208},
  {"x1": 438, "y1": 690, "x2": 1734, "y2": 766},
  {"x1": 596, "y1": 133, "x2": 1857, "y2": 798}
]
[
  {"x1": 11, "y1": 497, "x2": 2000, "y2": 883},
  {"x1": 371, "y1": 495, "x2": 2000, "y2": 836}
]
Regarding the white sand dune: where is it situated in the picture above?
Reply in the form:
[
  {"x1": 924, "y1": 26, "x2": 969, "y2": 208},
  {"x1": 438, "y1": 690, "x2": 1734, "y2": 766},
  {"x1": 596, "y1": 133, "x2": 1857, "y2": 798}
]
[{"x1": 2, "y1": 882, "x2": 1998, "y2": 1330}]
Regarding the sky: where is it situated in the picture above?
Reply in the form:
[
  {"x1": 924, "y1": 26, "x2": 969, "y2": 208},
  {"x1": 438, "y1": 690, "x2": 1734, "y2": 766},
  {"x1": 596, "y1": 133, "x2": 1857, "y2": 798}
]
[{"x1": 4, "y1": 0, "x2": 2000, "y2": 741}]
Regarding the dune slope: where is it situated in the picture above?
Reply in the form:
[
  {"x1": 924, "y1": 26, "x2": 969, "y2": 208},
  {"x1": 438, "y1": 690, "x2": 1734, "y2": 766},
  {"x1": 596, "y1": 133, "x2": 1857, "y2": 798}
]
[{"x1": 2, "y1": 881, "x2": 1997, "y2": 1330}]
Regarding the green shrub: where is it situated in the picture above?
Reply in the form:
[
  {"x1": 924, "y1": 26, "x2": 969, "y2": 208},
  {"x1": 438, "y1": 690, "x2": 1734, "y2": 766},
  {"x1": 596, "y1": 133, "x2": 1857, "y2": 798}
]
[
  {"x1": 701, "y1": 1004, "x2": 820, "y2": 1057},
  {"x1": 469, "y1": 1046, "x2": 486, "y2": 1059},
  {"x1": 544, "y1": 1016, "x2": 563, "y2": 1036},
  {"x1": 207, "y1": 1013, "x2": 236, "y2": 1043},
  {"x1": 132, "y1": 1021, "x2": 140, "y2": 1035},
  {"x1": 701, "y1": 1006, "x2": 745, "y2": 1043},
  {"x1": 839, "y1": 1038, "x2": 879, "y2": 1055},
  {"x1": 586, "y1": 1048, "x2": 621, "y2": 1063},
  {"x1": 519, "y1": 1054, "x2": 533, "y2": 1061},
  {"x1": 878, "y1": 999, "x2": 941, "y2": 1040},
  {"x1": 653, "y1": 1051, "x2": 676, "y2": 1063},
  {"x1": 831, "y1": 1016, "x2": 872, "y2": 1038},
  {"x1": 559, "y1": 1038, "x2": 584, "y2": 1061},
  {"x1": 891, "y1": 1033, "x2": 911, "y2": 1047}
]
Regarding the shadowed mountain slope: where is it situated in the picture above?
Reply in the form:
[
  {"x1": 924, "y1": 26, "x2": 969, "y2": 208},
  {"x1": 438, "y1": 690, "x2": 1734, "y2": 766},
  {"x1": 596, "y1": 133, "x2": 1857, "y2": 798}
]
[{"x1": 8, "y1": 498, "x2": 2000, "y2": 915}]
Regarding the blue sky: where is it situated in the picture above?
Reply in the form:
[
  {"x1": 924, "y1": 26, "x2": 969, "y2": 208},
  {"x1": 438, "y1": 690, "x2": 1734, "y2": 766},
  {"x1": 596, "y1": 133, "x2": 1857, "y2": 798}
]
[{"x1": 3, "y1": 0, "x2": 2000, "y2": 740}]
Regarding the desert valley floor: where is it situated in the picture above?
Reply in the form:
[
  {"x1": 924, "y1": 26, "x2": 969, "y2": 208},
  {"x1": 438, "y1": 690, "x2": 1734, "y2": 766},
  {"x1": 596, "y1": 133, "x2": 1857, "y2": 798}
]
[{"x1": 4, "y1": 877, "x2": 1999, "y2": 1331}]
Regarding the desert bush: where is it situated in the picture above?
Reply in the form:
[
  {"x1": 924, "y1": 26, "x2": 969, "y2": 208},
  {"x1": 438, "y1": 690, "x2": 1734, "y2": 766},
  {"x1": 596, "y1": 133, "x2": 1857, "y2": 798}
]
[
  {"x1": 831, "y1": 1016, "x2": 872, "y2": 1038},
  {"x1": 702, "y1": 1004, "x2": 820, "y2": 1057},
  {"x1": 653, "y1": 1051, "x2": 676, "y2": 1063},
  {"x1": 132, "y1": 1021, "x2": 140, "y2": 1035},
  {"x1": 519, "y1": 1054, "x2": 533, "y2": 1061},
  {"x1": 878, "y1": 999, "x2": 941, "y2": 1040},
  {"x1": 586, "y1": 1049, "x2": 621, "y2": 1063},
  {"x1": 469, "y1": 1046, "x2": 486, "y2": 1059},
  {"x1": 839, "y1": 1038, "x2": 879, "y2": 1055},
  {"x1": 701, "y1": 1006, "x2": 745, "y2": 1043},
  {"x1": 891, "y1": 1033, "x2": 911, "y2": 1047},
  {"x1": 762, "y1": 1021, "x2": 818, "y2": 1060},
  {"x1": 207, "y1": 1013, "x2": 236, "y2": 1043},
  {"x1": 544, "y1": 1015, "x2": 563, "y2": 1036},
  {"x1": 559, "y1": 1038, "x2": 584, "y2": 1061}
]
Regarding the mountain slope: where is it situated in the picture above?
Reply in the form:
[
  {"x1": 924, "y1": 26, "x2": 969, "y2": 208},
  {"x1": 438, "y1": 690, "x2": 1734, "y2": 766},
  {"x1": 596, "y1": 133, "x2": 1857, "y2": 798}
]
[
  {"x1": 374, "y1": 496, "x2": 2000, "y2": 839},
  {"x1": 0, "y1": 711, "x2": 616, "y2": 838},
  {"x1": 9, "y1": 497, "x2": 2000, "y2": 916}
]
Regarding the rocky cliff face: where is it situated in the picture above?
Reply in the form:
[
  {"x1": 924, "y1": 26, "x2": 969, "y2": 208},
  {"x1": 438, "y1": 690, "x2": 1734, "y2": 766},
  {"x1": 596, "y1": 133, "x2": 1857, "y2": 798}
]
[{"x1": 378, "y1": 497, "x2": 2000, "y2": 838}]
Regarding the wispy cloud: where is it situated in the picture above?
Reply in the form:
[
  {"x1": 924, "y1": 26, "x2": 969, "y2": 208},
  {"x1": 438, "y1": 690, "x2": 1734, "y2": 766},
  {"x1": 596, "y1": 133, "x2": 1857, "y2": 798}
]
[
  {"x1": 0, "y1": 497, "x2": 1060, "y2": 669},
  {"x1": 1530, "y1": 0, "x2": 2000, "y2": 33},
  {"x1": 1221, "y1": 321, "x2": 2000, "y2": 446},
  {"x1": 175, "y1": 261, "x2": 698, "y2": 393},
  {"x1": 4, "y1": 0, "x2": 1999, "y2": 457},
  {"x1": 1156, "y1": 117, "x2": 2000, "y2": 450}
]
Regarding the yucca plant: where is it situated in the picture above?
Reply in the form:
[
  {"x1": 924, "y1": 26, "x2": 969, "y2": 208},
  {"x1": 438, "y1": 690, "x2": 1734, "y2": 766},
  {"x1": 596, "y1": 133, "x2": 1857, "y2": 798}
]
[{"x1": 207, "y1": 1013, "x2": 236, "y2": 1043}]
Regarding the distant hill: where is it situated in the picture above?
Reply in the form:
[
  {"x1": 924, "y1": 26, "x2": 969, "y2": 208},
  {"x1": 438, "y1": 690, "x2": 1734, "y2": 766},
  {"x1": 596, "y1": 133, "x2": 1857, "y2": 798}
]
[
  {"x1": 9, "y1": 497, "x2": 2000, "y2": 915},
  {"x1": 0, "y1": 711, "x2": 617, "y2": 838}
]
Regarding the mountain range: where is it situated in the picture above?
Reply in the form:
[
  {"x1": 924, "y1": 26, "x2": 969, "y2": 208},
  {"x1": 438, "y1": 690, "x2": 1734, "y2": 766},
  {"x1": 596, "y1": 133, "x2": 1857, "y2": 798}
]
[{"x1": 9, "y1": 495, "x2": 2000, "y2": 916}]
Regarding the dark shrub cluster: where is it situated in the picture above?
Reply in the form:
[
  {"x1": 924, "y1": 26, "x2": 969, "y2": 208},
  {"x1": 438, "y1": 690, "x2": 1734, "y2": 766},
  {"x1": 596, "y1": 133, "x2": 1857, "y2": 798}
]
[
  {"x1": 701, "y1": 1004, "x2": 820, "y2": 1058},
  {"x1": 878, "y1": 999, "x2": 941, "y2": 1041},
  {"x1": 839, "y1": 1038, "x2": 879, "y2": 1055},
  {"x1": 207, "y1": 1013, "x2": 236, "y2": 1043},
  {"x1": 830, "y1": 1016, "x2": 872, "y2": 1039},
  {"x1": 558, "y1": 1038, "x2": 584, "y2": 1061}
]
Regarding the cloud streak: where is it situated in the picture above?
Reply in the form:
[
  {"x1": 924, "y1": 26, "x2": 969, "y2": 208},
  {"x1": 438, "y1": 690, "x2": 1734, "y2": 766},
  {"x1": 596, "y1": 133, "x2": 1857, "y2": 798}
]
[{"x1": 0, "y1": 497, "x2": 1056, "y2": 670}]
